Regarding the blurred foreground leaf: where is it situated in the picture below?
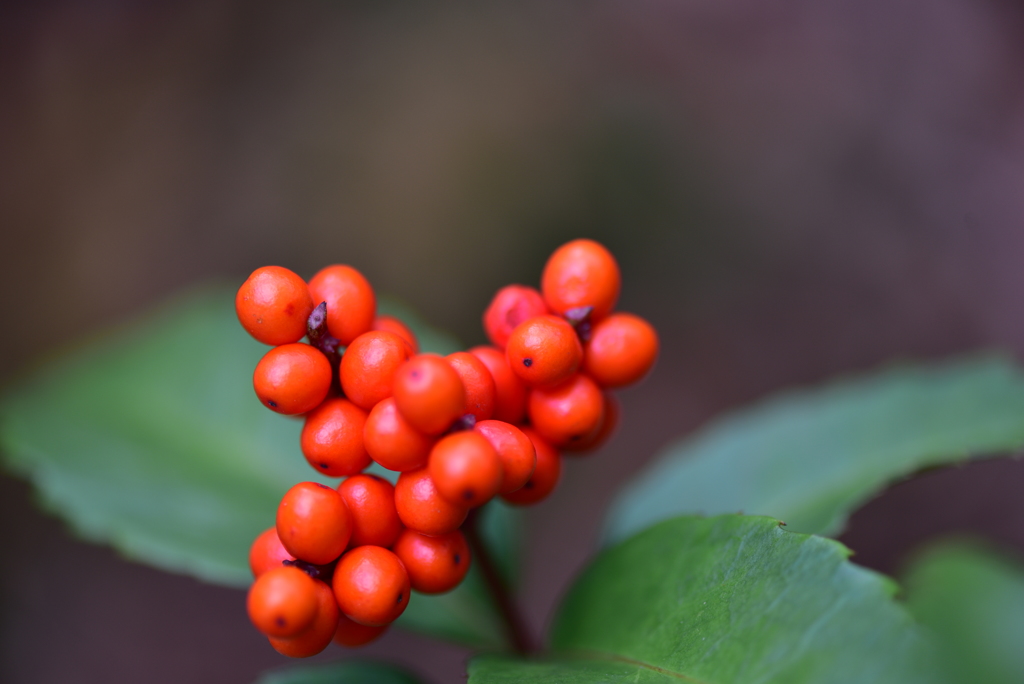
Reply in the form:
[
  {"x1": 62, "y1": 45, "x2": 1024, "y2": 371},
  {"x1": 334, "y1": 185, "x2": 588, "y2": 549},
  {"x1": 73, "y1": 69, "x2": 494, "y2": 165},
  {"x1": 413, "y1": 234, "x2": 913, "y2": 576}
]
[
  {"x1": 904, "y1": 541, "x2": 1024, "y2": 684},
  {"x1": 470, "y1": 515, "x2": 940, "y2": 683},
  {"x1": 0, "y1": 284, "x2": 513, "y2": 649},
  {"x1": 254, "y1": 660, "x2": 423, "y2": 684},
  {"x1": 604, "y1": 355, "x2": 1024, "y2": 545}
]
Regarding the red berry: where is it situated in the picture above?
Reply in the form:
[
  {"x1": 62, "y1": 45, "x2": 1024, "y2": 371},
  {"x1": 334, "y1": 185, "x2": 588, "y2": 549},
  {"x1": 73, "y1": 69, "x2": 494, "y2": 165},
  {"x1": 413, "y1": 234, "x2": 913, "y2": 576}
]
[
  {"x1": 236, "y1": 266, "x2": 314, "y2": 346},
  {"x1": 502, "y1": 427, "x2": 562, "y2": 505},
  {"x1": 583, "y1": 312, "x2": 659, "y2": 388},
  {"x1": 392, "y1": 355, "x2": 466, "y2": 435},
  {"x1": 276, "y1": 482, "x2": 353, "y2": 565},
  {"x1": 505, "y1": 315, "x2": 582, "y2": 387},
  {"x1": 528, "y1": 373, "x2": 605, "y2": 447},
  {"x1": 372, "y1": 315, "x2": 419, "y2": 354},
  {"x1": 300, "y1": 399, "x2": 371, "y2": 477},
  {"x1": 253, "y1": 344, "x2": 332, "y2": 415},
  {"x1": 482, "y1": 284, "x2": 549, "y2": 349},
  {"x1": 392, "y1": 529, "x2": 470, "y2": 594},
  {"x1": 563, "y1": 392, "x2": 620, "y2": 453},
  {"x1": 332, "y1": 546, "x2": 410, "y2": 626},
  {"x1": 428, "y1": 431, "x2": 503, "y2": 508},
  {"x1": 469, "y1": 345, "x2": 528, "y2": 424},
  {"x1": 363, "y1": 397, "x2": 435, "y2": 472},
  {"x1": 334, "y1": 612, "x2": 388, "y2": 647},
  {"x1": 268, "y1": 579, "x2": 339, "y2": 658},
  {"x1": 446, "y1": 351, "x2": 496, "y2": 422},
  {"x1": 394, "y1": 468, "x2": 468, "y2": 535},
  {"x1": 340, "y1": 331, "x2": 412, "y2": 411},
  {"x1": 474, "y1": 420, "x2": 536, "y2": 494},
  {"x1": 307, "y1": 265, "x2": 376, "y2": 346},
  {"x1": 337, "y1": 474, "x2": 402, "y2": 548},
  {"x1": 249, "y1": 527, "x2": 295, "y2": 578},
  {"x1": 247, "y1": 566, "x2": 319, "y2": 638},
  {"x1": 541, "y1": 239, "x2": 621, "y2": 322}
]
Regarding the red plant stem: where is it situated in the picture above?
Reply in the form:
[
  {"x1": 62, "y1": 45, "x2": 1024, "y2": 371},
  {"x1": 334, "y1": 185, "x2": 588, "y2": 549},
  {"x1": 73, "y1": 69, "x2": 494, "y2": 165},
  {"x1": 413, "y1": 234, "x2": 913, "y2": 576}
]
[{"x1": 463, "y1": 509, "x2": 534, "y2": 655}]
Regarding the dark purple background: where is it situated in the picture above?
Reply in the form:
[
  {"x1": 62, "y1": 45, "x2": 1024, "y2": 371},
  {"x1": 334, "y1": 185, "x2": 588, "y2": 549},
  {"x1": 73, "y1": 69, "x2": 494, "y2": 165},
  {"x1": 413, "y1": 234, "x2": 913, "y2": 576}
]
[{"x1": 3, "y1": 1, "x2": 1024, "y2": 682}]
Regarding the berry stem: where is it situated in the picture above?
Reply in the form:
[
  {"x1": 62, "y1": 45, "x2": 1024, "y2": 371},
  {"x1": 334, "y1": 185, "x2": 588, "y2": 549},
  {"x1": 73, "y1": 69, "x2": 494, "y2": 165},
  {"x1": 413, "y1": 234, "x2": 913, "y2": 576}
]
[{"x1": 463, "y1": 508, "x2": 534, "y2": 655}]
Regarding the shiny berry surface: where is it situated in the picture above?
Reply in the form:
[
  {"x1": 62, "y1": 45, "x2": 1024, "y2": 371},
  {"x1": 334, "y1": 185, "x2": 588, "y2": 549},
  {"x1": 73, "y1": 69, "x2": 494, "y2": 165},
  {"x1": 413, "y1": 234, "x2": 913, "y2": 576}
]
[
  {"x1": 249, "y1": 527, "x2": 296, "y2": 578},
  {"x1": 236, "y1": 266, "x2": 314, "y2": 346},
  {"x1": 300, "y1": 398, "x2": 371, "y2": 477},
  {"x1": 541, "y1": 238, "x2": 621, "y2": 322},
  {"x1": 394, "y1": 468, "x2": 468, "y2": 535},
  {"x1": 474, "y1": 419, "x2": 536, "y2": 494},
  {"x1": 337, "y1": 474, "x2": 402, "y2": 548},
  {"x1": 253, "y1": 344, "x2": 332, "y2": 415},
  {"x1": 528, "y1": 373, "x2": 605, "y2": 447},
  {"x1": 392, "y1": 528, "x2": 470, "y2": 594},
  {"x1": 469, "y1": 345, "x2": 528, "y2": 424},
  {"x1": 428, "y1": 431, "x2": 503, "y2": 508},
  {"x1": 372, "y1": 315, "x2": 419, "y2": 354},
  {"x1": 502, "y1": 427, "x2": 562, "y2": 505},
  {"x1": 505, "y1": 315, "x2": 582, "y2": 387},
  {"x1": 332, "y1": 546, "x2": 410, "y2": 626},
  {"x1": 276, "y1": 482, "x2": 353, "y2": 565},
  {"x1": 247, "y1": 565, "x2": 319, "y2": 638},
  {"x1": 334, "y1": 612, "x2": 388, "y2": 647},
  {"x1": 268, "y1": 579, "x2": 339, "y2": 658},
  {"x1": 340, "y1": 331, "x2": 412, "y2": 410},
  {"x1": 446, "y1": 351, "x2": 496, "y2": 422},
  {"x1": 392, "y1": 354, "x2": 466, "y2": 435},
  {"x1": 363, "y1": 397, "x2": 435, "y2": 472},
  {"x1": 482, "y1": 284, "x2": 549, "y2": 349},
  {"x1": 307, "y1": 264, "x2": 376, "y2": 345},
  {"x1": 584, "y1": 312, "x2": 659, "y2": 388}
]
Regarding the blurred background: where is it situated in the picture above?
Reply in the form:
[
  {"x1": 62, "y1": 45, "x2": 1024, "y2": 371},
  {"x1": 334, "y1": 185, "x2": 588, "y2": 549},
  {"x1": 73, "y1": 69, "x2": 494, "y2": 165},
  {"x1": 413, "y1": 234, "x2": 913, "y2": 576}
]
[{"x1": 3, "y1": 0, "x2": 1024, "y2": 682}]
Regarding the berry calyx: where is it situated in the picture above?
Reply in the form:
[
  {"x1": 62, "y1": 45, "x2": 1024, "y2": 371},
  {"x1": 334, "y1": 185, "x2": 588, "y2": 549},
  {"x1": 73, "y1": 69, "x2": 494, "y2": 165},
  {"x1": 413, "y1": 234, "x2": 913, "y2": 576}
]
[
  {"x1": 236, "y1": 266, "x2": 315, "y2": 346},
  {"x1": 392, "y1": 528, "x2": 471, "y2": 594},
  {"x1": 300, "y1": 398, "x2": 371, "y2": 477},
  {"x1": 541, "y1": 239, "x2": 621, "y2": 322},
  {"x1": 428, "y1": 431, "x2": 503, "y2": 507},
  {"x1": 307, "y1": 265, "x2": 376, "y2": 346},
  {"x1": 253, "y1": 344, "x2": 333, "y2": 415},
  {"x1": 332, "y1": 546, "x2": 411, "y2": 626},
  {"x1": 505, "y1": 315, "x2": 583, "y2": 387},
  {"x1": 276, "y1": 482, "x2": 353, "y2": 565}
]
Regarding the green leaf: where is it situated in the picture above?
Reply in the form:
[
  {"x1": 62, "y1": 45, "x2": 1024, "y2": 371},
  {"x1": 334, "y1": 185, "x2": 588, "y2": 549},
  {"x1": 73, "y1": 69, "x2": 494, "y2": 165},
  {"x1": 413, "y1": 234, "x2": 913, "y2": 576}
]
[
  {"x1": 253, "y1": 660, "x2": 424, "y2": 684},
  {"x1": 604, "y1": 355, "x2": 1024, "y2": 545},
  {"x1": 470, "y1": 515, "x2": 941, "y2": 684},
  {"x1": 903, "y1": 540, "x2": 1024, "y2": 684},
  {"x1": 0, "y1": 284, "x2": 514, "y2": 649}
]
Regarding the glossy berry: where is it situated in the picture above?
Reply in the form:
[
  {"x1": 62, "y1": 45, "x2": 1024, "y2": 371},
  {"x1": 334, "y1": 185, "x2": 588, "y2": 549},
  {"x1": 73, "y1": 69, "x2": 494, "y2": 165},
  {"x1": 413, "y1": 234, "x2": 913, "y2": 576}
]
[
  {"x1": 392, "y1": 354, "x2": 466, "y2": 435},
  {"x1": 502, "y1": 427, "x2": 562, "y2": 505},
  {"x1": 268, "y1": 579, "x2": 339, "y2": 658},
  {"x1": 392, "y1": 529, "x2": 470, "y2": 594},
  {"x1": 332, "y1": 546, "x2": 410, "y2": 626},
  {"x1": 394, "y1": 468, "x2": 468, "y2": 535},
  {"x1": 363, "y1": 397, "x2": 435, "y2": 472},
  {"x1": 506, "y1": 315, "x2": 582, "y2": 388},
  {"x1": 236, "y1": 266, "x2": 315, "y2": 346},
  {"x1": 339, "y1": 331, "x2": 413, "y2": 411},
  {"x1": 254, "y1": 344, "x2": 332, "y2": 415},
  {"x1": 584, "y1": 312, "x2": 659, "y2": 388},
  {"x1": 446, "y1": 351, "x2": 496, "y2": 422},
  {"x1": 541, "y1": 239, "x2": 621, "y2": 322},
  {"x1": 334, "y1": 612, "x2": 388, "y2": 647},
  {"x1": 528, "y1": 373, "x2": 605, "y2": 447},
  {"x1": 277, "y1": 482, "x2": 353, "y2": 565},
  {"x1": 474, "y1": 420, "x2": 535, "y2": 494},
  {"x1": 372, "y1": 315, "x2": 419, "y2": 354},
  {"x1": 428, "y1": 431, "x2": 503, "y2": 507},
  {"x1": 337, "y1": 474, "x2": 402, "y2": 548},
  {"x1": 249, "y1": 527, "x2": 296, "y2": 578},
  {"x1": 564, "y1": 392, "x2": 619, "y2": 453},
  {"x1": 300, "y1": 399, "x2": 371, "y2": 477},
  {"x1": 247, "y1": 566, "x2": 319, "y2": 638},
  {"x1": 482, "y1": 284, "x2": 549, "y2": 349},
  {"x1": 469, "y1": 345, "x2": 528, "y2": 424},
  {"x1": 307, "y1": 265, "x2": 376, "y2": 346}
]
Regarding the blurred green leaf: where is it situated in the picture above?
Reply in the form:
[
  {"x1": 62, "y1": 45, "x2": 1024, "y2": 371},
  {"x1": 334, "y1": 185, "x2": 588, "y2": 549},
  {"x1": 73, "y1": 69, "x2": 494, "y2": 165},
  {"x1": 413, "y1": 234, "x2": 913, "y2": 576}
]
[
  {"x1": 253, "y1": 660, "x2": 423, "y2": 684},
  {"x1": 0, "y1": 284, "x2": 514, "y2": 649},
  {"x1": 470, "y1": 515, "x2": 941, "y2": 684},
  {"x1": 604, "y1": 355, "x2": 1024, "y2": 545},
  {"x1": 903, "y1": 541, "x2": 1024, "y2": 684}
]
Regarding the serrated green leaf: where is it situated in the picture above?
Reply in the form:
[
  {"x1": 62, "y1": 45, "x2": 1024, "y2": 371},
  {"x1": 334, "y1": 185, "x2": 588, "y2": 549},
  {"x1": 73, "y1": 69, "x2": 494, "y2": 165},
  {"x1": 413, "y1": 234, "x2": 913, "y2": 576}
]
[
  {"x1": 604, "y1": 356, "x2": 1024, "y2": 545},
  {"x1": 903, "y1": 541, "x2": 1024, "y2": 684},
  {"x1": 471, "y1": 515, "x2": 941, "y2": 684},
  {"x1": 253, "y1": 660, "x2": 424, "y2": 684},
  {"x1": 0, "y1": 284, "x2": 516, "y2": 649}
]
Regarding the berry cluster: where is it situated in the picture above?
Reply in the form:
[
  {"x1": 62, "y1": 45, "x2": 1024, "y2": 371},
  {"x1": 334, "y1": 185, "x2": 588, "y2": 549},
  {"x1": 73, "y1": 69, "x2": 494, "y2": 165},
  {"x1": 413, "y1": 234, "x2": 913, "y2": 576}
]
[{"x1": 237, "y1": 239, "x2": 658, "y2": 658}]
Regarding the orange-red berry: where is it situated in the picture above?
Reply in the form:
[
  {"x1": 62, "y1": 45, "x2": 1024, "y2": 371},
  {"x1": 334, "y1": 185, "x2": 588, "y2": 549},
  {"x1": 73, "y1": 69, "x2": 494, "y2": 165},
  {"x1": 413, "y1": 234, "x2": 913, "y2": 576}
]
[
  {"x1": 482, "y1": 284, "x2": 549, "y2": 349},
  {"x1": 332, "y1": 546, "x2": 410, "y2": 626},
  {"x1": 253, "y1": 344, "x2": 332, "y2": 415},
  {"x1": 247, "y1": 566, "x2": 320, "y2": 638},
  {"x1": 340, "y1": 331, "x2": 413, "y2": 411},
  {"x1": 337, "y1": 474, "x2": 402, "y2": 548},
  {"x1": 392, "y1": 529, "x2": 470, "y2": 594},
  {"x1": 249, "y1": 527, "x2": 296, "y2": 578},
  {"x1": 277, "y1": 482, "x2": 353, "y2": 565},
  {"x1": 528, "y1": 373, "x2": 605, "y2": 447},
  {"x1": 564, "y1": 392, "x2": 619, "y2": 453},
  {"x1": 428, "y1": 431, "x2": 503, "y2": 508},
  {"x1": 474, "y1": 419, "x2": 536, "y2": 494},
  {"x1": 446, "y1": 351, "x2": 496, "y2": 422},
  {"x1": 392, "y1": 355, "x2": 466, "y2": 435},
  {"x1": 541, "y1": 239, "x2": 621, "y2": 322},
  {"x1": 505, "y1": 315, "x2": 582, "y2": 387},
  {"x1": 268, "y1": 579, "x2": 339, "y2": 658},
  {"x1": 469, "y1": 345, "x2": 528, "y2": 424},
  {"x1": 363, "y1": 397, "x2": 435, "y2": 472},
  {"x1": 583, "y1": 312, "x2": 659, "y2": 388},
  {"x1": 502, "y1": 427, "x2": 562, "y2": 505},
  {"x1": 236, "y1": 266, "x2": 315, "y2": 346},
  {"x1": 300, "y1": 399, "x2": 370, "y2": 477},
  {"x1": 394, "y1": 468, "x2": 468, "y2": 535},
  {"x1": 372, "y1": 315, "x2": 419, "y2": 354},
  {"x1": 307, "y1": 265, "x2": 376, "y2": 346},
  {"x1": 334, "y1": 612, "x2": 389, "y2": 647}
]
